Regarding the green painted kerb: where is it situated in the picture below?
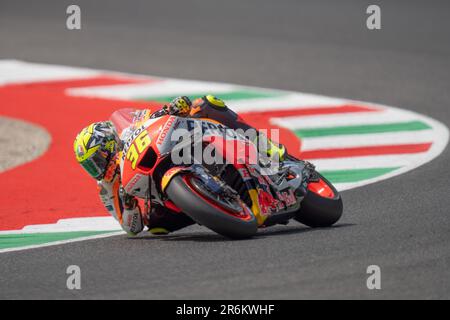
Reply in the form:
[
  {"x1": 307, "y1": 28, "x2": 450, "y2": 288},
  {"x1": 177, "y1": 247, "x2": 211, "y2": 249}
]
[
  {"x1": 295, "y1": 121, "x2": 431, "y2": 138},
  {"x1": 321, "y1": 167, "x2": 399, "y2": 183},
  {"x1": 0, "y1": 231, "x2": 118, "y2": 250}
]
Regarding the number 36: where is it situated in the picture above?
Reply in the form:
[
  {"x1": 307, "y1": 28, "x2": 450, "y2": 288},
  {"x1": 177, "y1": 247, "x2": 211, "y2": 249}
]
[{"x1": 126, "y1": 130, "x2": 151, "y2": 169}]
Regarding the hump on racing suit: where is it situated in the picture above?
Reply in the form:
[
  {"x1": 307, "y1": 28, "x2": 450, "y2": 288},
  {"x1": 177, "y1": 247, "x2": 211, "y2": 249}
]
[{"x1": 110, "y1": 108, "x2": 152, "y2": 141}]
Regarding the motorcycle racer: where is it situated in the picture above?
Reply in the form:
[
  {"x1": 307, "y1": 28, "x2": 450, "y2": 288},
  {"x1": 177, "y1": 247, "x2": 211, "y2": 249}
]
[{"x1": 73, "y1": 95, "x2": 287, "y2": 236}]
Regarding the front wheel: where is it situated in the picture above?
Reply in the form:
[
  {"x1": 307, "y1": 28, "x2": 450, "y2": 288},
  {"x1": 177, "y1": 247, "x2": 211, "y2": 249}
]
[
  {"x1": 165, "y1": 173, "x2": 258, "y2": 239},
  {"x1": 294, "y1": 173, "x2": 343, "y2": 227}
]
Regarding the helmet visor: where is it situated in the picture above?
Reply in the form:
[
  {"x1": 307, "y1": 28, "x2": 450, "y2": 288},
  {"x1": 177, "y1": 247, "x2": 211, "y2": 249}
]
[{"x1": 80, "y1": 152, "x2": 109, "y2": 180}]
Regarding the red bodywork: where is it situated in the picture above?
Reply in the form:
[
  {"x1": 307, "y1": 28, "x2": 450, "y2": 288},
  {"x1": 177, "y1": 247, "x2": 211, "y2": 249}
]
[{"x1": 118, "y1": 112, "x2": 336, "y2": 224}]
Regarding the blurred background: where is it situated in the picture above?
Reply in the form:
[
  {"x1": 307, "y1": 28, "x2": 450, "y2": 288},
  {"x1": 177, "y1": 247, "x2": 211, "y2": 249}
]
[{"x1": 1, "y1": 0, "x2": 449, "y2": 110}]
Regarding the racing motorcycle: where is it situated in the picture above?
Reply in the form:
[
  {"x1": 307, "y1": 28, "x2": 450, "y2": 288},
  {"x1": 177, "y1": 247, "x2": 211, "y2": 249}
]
[{"x1": 111, "y1": 108, "x2": 343, "y2": 239}]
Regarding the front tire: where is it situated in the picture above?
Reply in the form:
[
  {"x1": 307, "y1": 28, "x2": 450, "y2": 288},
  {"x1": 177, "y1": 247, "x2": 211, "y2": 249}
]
[
  {"x1": 165, "y1": 174, "x2": 258, "y2": 239},
  {"x1": 294, "y1": 173, "x2": 343, "y2": 227}
]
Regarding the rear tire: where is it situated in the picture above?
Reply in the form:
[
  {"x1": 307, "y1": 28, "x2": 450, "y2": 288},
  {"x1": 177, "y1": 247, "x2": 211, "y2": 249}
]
[
  {"x1": 294, "y1": 173, "x2": 343, "y2": 227},
  {"x1": 166, "y1": 174, "x2": 258, "y2": 239}
]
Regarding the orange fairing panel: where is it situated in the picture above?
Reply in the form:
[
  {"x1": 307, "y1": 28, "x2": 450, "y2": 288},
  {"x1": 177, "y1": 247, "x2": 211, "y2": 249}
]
[{"x1": 161, "y1": 167, "x2": 186, "y2": 193}]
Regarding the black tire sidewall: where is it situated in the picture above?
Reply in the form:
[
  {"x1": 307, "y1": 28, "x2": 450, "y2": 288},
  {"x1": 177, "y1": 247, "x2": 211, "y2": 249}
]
[
  {"x1": 294, "y1": 173, "x2": 343, "y2": 228},
  {"x1": 166, "y1": 174, "x2": 258, "y2": 239}
]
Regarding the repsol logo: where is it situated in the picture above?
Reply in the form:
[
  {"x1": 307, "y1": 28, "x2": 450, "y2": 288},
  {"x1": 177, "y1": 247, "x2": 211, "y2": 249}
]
[{"x1": 122, "y1": 126, "x2": 145, "y2": 160}]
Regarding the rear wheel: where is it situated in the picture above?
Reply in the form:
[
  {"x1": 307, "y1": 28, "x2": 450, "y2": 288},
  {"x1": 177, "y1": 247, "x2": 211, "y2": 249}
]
[
  {"x1": 165, "y1": 173, "x2": 258, "y2": 239},
  {"x1": 294, "y1": 173, "x2": 343, "y2": 227}
]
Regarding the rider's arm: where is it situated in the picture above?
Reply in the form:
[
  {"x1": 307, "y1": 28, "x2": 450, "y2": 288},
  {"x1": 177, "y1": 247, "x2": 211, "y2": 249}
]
[{"x1": 97, "y1": 169, "x2": 144, "y2": 236}]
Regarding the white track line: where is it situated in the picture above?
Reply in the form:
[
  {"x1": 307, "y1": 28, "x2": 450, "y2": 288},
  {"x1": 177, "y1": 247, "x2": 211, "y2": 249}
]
[
  {"x1": 270, "y1": 108, "x2": 424, "y2": 129},
  {"x1": 0, "y1": 60, "x2": 100, "y2": 86},
  {"x1": 68, "y1": 79, "x2": 237, "y2": 100},
  {"x1": 309, "y1": 153, "x2": 431, "y2": 171},
  {"x1": 300, "y1": 130, "x2": 434, "y2": 151},
  {"x1": 220, "y1": 93, "x2": 346, "y2": 113},
  {"x1": 68, "y1": 83, "x2": 346, "y2": 112}
]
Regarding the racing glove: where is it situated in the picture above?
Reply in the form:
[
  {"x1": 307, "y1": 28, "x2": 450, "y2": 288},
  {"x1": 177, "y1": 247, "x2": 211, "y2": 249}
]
[{"x1": 164, "y1": 96, "x2": 192, "y2": 116}]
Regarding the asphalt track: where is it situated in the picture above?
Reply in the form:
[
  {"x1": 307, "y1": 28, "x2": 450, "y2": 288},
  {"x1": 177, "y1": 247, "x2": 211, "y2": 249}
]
[{"x1": 1, "y1": 0, "x2": 450, "y2": 299}]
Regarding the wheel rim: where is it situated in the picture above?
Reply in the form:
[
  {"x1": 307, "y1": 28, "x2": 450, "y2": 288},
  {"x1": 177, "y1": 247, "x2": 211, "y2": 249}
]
[{"x1": 183, "y1": 175, "x2": 253, "y2": 221}]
